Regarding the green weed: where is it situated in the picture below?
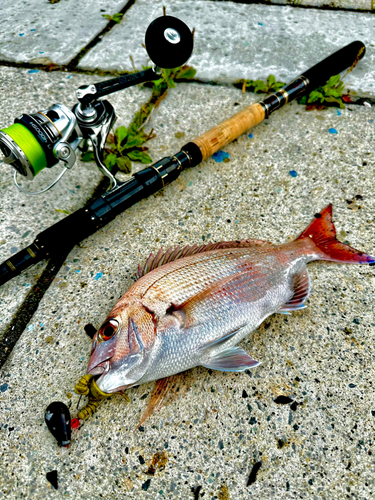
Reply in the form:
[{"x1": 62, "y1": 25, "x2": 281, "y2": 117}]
[
  {"x1": 102, "y1": 13, "x2": 123, "y2": 23},
  {"x1": 299, "y1": 46, "x2": 364, "y2": 110},
  {"x1": 81, "y1": 64, "x2": 196, "y2": 174},
  {"x1": 236, "y1": 75, "x2": 286, "y2": 94},
  {"x1": 299, "y1": 74, "x2": 346, "y2": 109}
]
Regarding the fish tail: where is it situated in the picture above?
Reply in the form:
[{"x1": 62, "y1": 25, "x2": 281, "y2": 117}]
[{"x1": 296, "y1": 204, "x2": 375, "y2": 264}]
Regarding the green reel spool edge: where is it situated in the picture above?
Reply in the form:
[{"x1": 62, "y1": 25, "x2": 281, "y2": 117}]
[{"x1": 1, "y1": 123, "x2": 47, "y2": 176}]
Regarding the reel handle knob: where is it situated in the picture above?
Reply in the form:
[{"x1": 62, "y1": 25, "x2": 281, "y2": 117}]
[{"x1": 145, "y1": 16, "x2": 194, "y2": 69}]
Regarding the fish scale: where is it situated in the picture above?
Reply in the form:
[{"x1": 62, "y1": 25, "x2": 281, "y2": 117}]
[{"x1": 86, "y1": 205, "x2": 375, "y2": 395}]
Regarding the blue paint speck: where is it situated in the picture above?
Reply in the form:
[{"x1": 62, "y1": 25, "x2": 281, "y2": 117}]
[
  {"x1": 67, "y1": 75, "x2": 72, "y2": 79},
  {"x1": 258, "y1": 23, "x2": 264, "y2": 26},
  {"x1": 212, "y1": 150, "x2": 230, "y2": 163},
  {"x1": 336, "y1": 110, "x2": 341, "y2": 116},
  {"x1": 28, "y1": 69, "x2": 39, "y2": 74},
  {"x1": 369, "y1": 119, "x2": 374, "y2": 124},
  {"x1": 289, "y1": 170, "x2": 298, "y2": 178},
  {"x1": 94, "y1": 272, "x2": 103, "y2": 280},
  {"x1": 328, "y1": 128, "x2": 338, "y2": 134},
  {"x1": 30, "y1": 29, "x2": 36, "y2": 32},
  {"x1": 76, "y1": 269, "x2": 81, "y2": 273},
  {"x1": 248, "y1": 134, "x2": 253, "y2": 139},
  {"x1": 27, "y1": 324, "x2": 34, "y2": 331},
  {"x1": 0, "y1": 383, "x2": 8, "y2": 393},
  {"x1": 19, "y1": 33, "x2": 25, "y2": 37},
  {"x1": 39, "y1": 51, "x2": 44, "y2": 54}
]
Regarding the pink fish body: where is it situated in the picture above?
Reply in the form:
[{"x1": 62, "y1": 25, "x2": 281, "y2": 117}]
[{"x1": 87, "y1": 205, "x2": 374, "y2": 394}]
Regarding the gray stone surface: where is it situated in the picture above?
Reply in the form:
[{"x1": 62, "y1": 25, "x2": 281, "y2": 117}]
[
  {"x1": 0, "y1": 0, "x2": 128, "y2": 65},
  {"x1": 0, "y1": 82, "x2": 374, "y2": 498},
  {"x1": 0, "y1": 67, "x2": 150, "y2": 340},
  {"x1": 79, "y1": 0, "x2": 375, "y2": 97}
]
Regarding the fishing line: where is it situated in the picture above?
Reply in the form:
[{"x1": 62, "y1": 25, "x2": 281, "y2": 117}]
[{"x1": 2, "y1": 123, "x2": 47, "y2": 176}]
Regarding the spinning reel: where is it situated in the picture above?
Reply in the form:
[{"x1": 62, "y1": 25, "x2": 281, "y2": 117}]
[{"x1": 0, "y1": 16, "x2": 194, "y2": 194}]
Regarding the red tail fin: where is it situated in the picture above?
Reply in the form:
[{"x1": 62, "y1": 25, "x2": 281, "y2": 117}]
[{"x1": 297, "y1": 205, "x2": 375, "y2": 264}]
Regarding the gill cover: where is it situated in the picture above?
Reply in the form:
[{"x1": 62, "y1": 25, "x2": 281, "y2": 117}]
[{"x1": 91, "y1": 314, "x2": 153, "y2": 394}]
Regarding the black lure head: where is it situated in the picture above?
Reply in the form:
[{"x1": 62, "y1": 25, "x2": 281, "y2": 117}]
[{"x1": 45, "y1": 401, "x2": 71, "y2": 447}]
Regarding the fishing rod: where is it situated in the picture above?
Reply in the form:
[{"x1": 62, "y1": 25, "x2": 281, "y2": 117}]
[{"x1": 0, "y1": 34, "x2": 365, "y2": 286}]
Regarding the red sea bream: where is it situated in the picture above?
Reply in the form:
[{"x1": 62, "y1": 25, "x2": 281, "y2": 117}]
[{"x1": 87, "y1": 205, "x2": 374, "y2": 394}]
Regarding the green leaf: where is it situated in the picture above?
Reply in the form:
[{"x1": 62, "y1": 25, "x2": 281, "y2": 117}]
[
  {"x1": 176, "y1": 66, "x2": 197, "y2": 80},
  {"x1": 325, "y1": 89, "x2": 341, "y2": 98},
  {"x1": 102, "y1": 14, "x2": 112, "y2": 21},
  {"x1": 307, "y1": 90, "x2": 324, "y2": 103},
  {"x1": 112, "y1": 13, "x2": 123, "y2": 23},
  {"x1": 81, "y1": 151, "x2": 95, "y2": 162},
  {"x1": 125, "y1": 131, "x2": 149, "y2": 149},
  {"x1": 116, "y1": 156, "x2": 132, "y2": 173},
  {"x1": 104, "y1": 153, "x2": 118, "y2": 169},
  {"x1": 152, "y1": 78, "x2": 164, "y2": 91},
  {"x1": 115, "y1": 126, "x2": 128, "y2": 147},
  {"x1": 326, "y1": 74, "x2": 341, "y2": 87},
  {"x1": 127, "y1": 150, "x2": 152, "y2": 163},
  {"x1": 162, "y1": 68, "x2": 173, "y2": 79},
  {"x1": 267, "y1": 75, "x2": 276, "y2": 87},
  {"x1": 245, "y1": 80, "x2": 256, "y2": 88},
  {"x1": 166, "y1": 77, "x2": 176, "y2": 88},
  {"x1": 55, "y1": 208, "x2": 71, "y2": 215},
  {"x1": 325, "y1": 96, "x2": 343, "y2": 106},
  {"x1": 299, "y1": 95, "x2": 307, "y2": 104}
]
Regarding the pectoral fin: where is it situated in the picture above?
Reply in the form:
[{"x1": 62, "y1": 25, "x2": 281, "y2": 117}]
[
  {"x1": 278, "y1": 267, "x2": 311, "y2": 314},
  {"x1": 202, "y1": 346, "x2": 260, "y2": 372}
]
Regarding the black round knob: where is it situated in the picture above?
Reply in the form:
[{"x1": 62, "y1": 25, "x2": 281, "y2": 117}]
[{"x1": 145, "y1": 16, "x2": 194, "y2": 69}]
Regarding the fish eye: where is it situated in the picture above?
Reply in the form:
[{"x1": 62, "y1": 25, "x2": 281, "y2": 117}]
[{"x1": 99, "y1": 319, "x2": 119, "y2": 341}]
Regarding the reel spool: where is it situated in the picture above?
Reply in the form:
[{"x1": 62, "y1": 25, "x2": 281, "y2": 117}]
[{"x1": 0, "y1": 104, "x2": 82, "y2": 193}]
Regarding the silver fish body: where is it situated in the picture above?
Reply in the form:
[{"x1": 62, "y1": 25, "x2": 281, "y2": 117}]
[{"x1": 132, "y1": 243, "x2": 310, "y2": 385}]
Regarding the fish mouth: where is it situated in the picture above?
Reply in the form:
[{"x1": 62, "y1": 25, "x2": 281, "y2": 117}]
[{"x1": 88, "y1": 360, "x2": 110, "y2": 377}]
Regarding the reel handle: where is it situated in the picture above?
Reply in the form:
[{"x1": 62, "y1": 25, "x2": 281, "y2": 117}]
[
  {"x1": 76, "y1": 67, "x2": 159, "y2": 107},
  {"x1": 77, "y1": 16, "x2": 194, "y2": 107}
]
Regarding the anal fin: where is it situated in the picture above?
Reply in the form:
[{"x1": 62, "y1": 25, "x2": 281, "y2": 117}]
[
  {"x1": 279, "y1": 267, "x2": 311, "y2": 314},
  {"x1": 135, "y1": 371, "x2": 194, "y2": 431},
  {"x1": 202, "y1": 346, "x2": 260, "y2": 372},
  {"x1": 135, "y1": 375, "x2": 176, "y2": 431}
]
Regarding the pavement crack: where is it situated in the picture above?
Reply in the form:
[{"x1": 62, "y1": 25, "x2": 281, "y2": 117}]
[
  {"x1": 228, "y1": 1, "x2": 375, "y2": 14},
  {"x1": 66, "y1": 0, "x2": 137, "y2": 71},
  {"x1": 0, "y1": 252, "x2": 69, "y2": 369},
  {"x1": 0, "y1": 178, "x2": 110, "y2": 369}
]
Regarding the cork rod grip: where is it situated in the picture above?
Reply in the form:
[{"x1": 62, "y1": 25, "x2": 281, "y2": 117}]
[{"x1": 191, "y1": 102, "x2": 265, "y2": 161}]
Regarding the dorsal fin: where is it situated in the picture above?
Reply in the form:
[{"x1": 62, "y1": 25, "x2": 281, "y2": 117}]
[{"x1": 136, "y1": 239, "x2": 272, "y2": 278}]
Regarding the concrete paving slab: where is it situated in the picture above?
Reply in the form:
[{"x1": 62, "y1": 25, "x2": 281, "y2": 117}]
[
  {"x1": 0, "y1": 0, "x2": 129, "y2": 65},
  {"x1": 0, "y1": 67, "x2": 151, "y2": 341},
  {"x1": 78, "y1": 0, "x2": 375, "y2": 98},
  {"x1": 0, "y1": 82, "x2": 374, "y2": 498}
]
